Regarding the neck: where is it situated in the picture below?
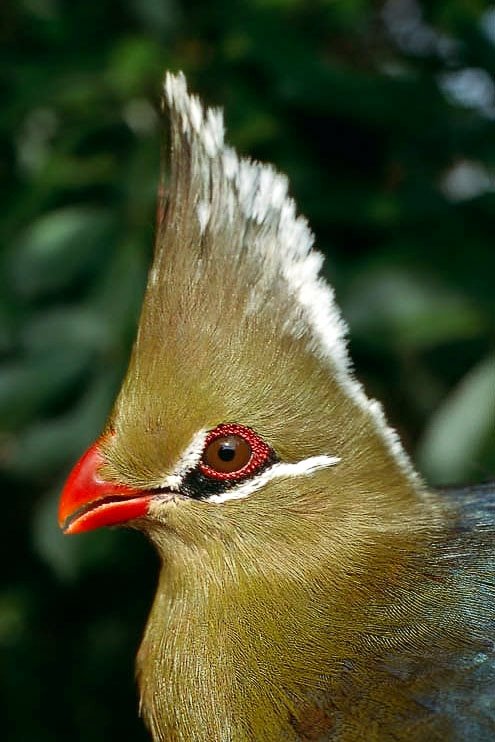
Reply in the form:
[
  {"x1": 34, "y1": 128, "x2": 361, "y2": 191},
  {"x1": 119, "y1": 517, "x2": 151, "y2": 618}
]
[
  {"x1": 137, "y1": 541, "x2": 317, "y2": 741},
  {"x1": 135, "y1": 500, "x2": 480, "y2": 742},
  {"x1": 137, "y1": 565, "x2": 291, "y2": 740}
]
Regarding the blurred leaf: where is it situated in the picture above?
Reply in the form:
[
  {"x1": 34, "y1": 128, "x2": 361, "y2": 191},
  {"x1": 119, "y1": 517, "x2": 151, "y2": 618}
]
[
  {"x1": 22, "y1": 305, "x2": 115, "y2": 355},
  {"x1": 105, "y1": 36, "x2": 166, "y2": 96},
  {"x1": 8, "y1": 206, "x2": 115, "y2": 299},
  {"x1": 4, "y1": 373, "x2": 118, "y2": 479},
  {"x1": 0, "y1": 349, "x2": 90, "y2": 429},
  {"x1": 417, "y1": 355, "x2": 495, "y2": 484},
  {"x1": 345, "y1": 267, "x2": 484, "y2": 350}
]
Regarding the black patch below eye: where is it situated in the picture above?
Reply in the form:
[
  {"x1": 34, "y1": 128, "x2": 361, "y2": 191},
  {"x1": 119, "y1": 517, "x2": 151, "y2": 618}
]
[{"x1": 180, "y1": 452, "x2": 278, "y2": 501}]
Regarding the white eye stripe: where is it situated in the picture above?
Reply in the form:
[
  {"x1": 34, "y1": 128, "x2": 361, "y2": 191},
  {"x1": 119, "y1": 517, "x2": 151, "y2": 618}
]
[
  {"x1": 204, "y1": 455, "x2": 341, "y2": 504},
  {"x1": 157, "y1": 428, "x2": 340, "y2": 500},
  {"x1": 161, "y1": 429, "x2": 209, "y2": 490}
]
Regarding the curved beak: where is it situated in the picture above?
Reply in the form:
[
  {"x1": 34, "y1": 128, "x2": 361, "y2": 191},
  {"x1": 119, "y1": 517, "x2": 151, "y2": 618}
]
[{"x1": 58, "y1": 437, "x2": 152, "y2": 535}]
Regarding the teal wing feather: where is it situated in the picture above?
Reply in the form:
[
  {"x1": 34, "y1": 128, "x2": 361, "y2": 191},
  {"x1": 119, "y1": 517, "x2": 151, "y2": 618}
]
[{"x1": 388, "y1": 483, "x2": 495, "y2": 740}]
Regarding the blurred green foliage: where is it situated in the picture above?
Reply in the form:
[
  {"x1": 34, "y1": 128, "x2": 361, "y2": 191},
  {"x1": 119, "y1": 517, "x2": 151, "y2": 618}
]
[{"x1": 1, "y1": 0, "x2": 494, "y2": 739}]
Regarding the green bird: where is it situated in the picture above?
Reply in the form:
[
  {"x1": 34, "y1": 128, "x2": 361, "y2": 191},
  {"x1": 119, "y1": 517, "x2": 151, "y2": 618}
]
[{"x1": 59, "y1": 72, "x2": 495, "y2": 741}]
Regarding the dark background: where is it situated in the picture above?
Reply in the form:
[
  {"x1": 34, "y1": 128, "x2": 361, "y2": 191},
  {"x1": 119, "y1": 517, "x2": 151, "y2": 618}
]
[{"x1": 1, "y1": 1, "x2": 494, "y2": 739}]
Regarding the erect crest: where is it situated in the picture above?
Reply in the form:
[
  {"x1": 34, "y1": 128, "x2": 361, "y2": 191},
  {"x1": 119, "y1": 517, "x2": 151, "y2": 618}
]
[
  {"x1": 159, "y1": 71, "x2": 345, "y2": 368},
  {"x1": 118, "y1": 71, "x2": 420, "y2": 488}
]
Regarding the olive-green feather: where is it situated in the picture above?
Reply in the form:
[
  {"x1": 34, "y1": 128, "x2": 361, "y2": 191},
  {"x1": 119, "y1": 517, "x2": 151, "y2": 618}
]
[{"x1": 95, "y1": 73, "x2": 495, "y2": 741}]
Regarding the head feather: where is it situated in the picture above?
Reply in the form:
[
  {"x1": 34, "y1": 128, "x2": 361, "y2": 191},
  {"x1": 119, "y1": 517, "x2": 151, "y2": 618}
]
[{"x1": 109, "y1": 71, "x2": 421, "y2": 491}]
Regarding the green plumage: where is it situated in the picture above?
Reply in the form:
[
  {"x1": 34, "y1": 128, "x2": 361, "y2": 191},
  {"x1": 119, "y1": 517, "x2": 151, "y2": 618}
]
[{"x1": 69, "y1": 74, "x2": 495, "y2": 740}]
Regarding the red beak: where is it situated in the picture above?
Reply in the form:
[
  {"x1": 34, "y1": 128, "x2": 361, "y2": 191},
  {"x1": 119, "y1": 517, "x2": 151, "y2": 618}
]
[{"x1": 58, "y1": 437, "x2": 152, "y2": 535}]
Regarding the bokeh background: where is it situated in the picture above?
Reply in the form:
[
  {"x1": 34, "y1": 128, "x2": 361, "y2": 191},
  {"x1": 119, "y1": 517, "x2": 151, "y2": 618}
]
[{"x1": 1, "y1": 0, "x2": 495, "y2": 739}]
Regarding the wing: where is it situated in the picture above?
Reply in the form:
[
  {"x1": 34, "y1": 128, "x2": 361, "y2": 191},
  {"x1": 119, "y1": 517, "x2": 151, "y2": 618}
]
[{"x1": 387, "y1": 483, "x2": 495, "y2": 740}]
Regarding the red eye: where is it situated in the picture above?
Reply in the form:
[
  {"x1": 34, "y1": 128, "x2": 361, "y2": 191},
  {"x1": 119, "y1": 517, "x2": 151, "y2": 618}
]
[{"x1": 198, "y1": 424, "x2": 273, "y2": 481}]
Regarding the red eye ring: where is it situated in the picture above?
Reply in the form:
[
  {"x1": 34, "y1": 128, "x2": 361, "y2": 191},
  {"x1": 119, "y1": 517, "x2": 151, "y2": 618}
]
[{"x1": 198, "y1": 423, "x2": 273, "y2": 481}]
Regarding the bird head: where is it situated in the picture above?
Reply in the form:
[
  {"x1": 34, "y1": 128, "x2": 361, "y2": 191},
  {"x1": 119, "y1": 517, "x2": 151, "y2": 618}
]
[
  {"x1": 57, "y1": 72, "x2": 450, "y2": 739},
  {"x1": 57, "y1": 72, "x2": 437, "y2": 584},
  {"x1": 57, "y1": 74, "x2": 493, "y2": 742},
  {"x1": 59, "y1": 73, "x2": 428, "y2": 562}
]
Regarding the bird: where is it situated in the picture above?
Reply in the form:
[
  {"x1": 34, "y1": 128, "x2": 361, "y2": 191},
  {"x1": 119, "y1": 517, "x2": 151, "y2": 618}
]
[{"x1": 58, "y1": 72, "x2": 495, "y2": 741}]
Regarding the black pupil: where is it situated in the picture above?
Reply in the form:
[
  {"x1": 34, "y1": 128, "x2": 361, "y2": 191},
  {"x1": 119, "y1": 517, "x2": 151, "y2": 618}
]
[{"x1": 218, "y1": 442, "x2": 236, "y2": 462}]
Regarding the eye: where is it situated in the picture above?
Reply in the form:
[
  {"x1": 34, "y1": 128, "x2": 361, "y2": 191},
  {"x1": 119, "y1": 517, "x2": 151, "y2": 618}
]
[
  {"x1": 198, "y1": 423, "x2": 274, "y2": 482},
  {"x1": 203, "y1": 435, "x2": 251, "y2": 473}
]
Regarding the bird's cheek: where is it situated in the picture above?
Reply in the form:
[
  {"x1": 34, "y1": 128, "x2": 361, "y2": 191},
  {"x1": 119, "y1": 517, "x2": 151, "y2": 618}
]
[{"x1": 58, "y1": 438, "x2": 153, "y2": 535}]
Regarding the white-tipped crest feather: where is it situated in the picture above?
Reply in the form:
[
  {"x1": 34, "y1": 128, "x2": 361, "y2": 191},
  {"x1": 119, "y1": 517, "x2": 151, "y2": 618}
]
[{"x1": 162, "y1": 71, "x2": 420, "y2": 487}]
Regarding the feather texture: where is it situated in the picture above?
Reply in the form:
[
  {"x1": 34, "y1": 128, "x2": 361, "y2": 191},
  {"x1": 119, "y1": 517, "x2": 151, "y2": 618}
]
[
  {"x1": 103, "y1": 72, "x2": 420, "y2": 491},
  {"x1": 78, "y1": 74, "x2": 495, "y2": 740}
]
